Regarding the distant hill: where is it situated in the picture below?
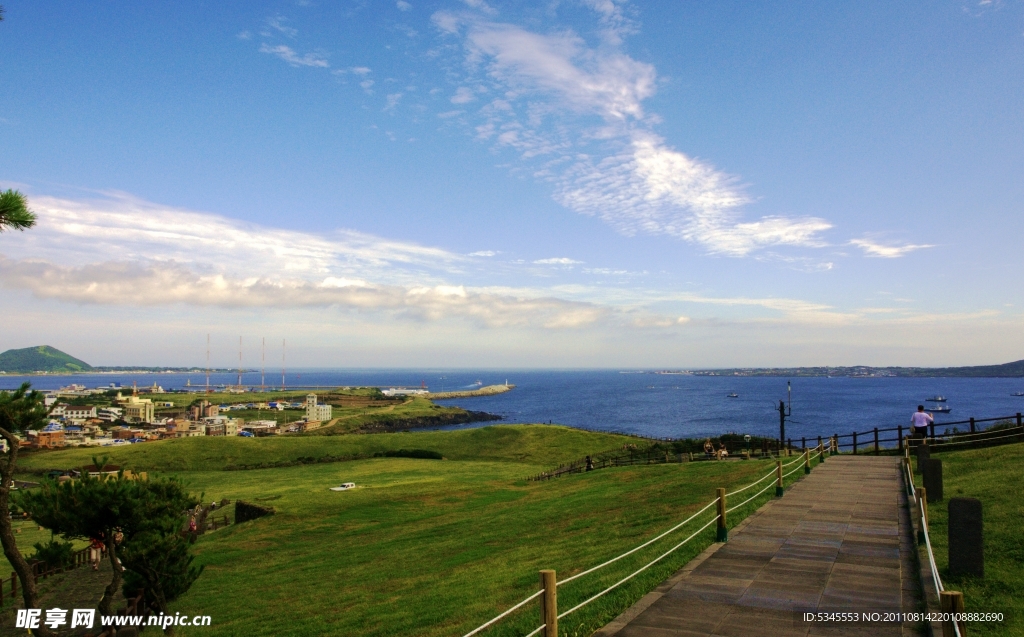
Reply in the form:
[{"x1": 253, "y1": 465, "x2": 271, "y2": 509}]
[
  {"x1": 0, "y1": 346, "x2": 93, "y2": 373},
  {"x1": 684, "y1": 359, "x2": 1024, "y2": 378}
]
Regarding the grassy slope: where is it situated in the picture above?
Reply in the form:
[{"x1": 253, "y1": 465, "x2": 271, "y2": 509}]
[
  {"x1": 167, "y1": 458, "x2": 791, "y2": 637},
  {"x1": 13, "y1": 426, "x2": 811, "y2": 636},
  {"x1": 913, "y1": 443, "x2": 1024, "y2": 636},
  {"x1": 16, "y1": 425, "x2": 636, "y2": 472}
]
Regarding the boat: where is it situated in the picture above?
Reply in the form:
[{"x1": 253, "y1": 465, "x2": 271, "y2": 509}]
[
  {"x1": 925, "y1": 396, "x2": 946, "y2": 402},
  {"x1": 926, "y1": 405, "x2": 952, "y2": 414},
  {"x1": 727, "y1": 393, "x2": 739, "y2": 398},
  {"x1": 1012, "y1": 392, "x2": 1024, "y2": 397}
]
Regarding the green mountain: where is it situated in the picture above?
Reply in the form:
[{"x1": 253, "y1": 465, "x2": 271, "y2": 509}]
[{"x1": 0, "y1": 346, "x2": 93, "y2": 373}]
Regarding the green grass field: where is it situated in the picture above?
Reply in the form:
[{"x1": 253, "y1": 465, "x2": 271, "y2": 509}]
[
  {"x1": 912, "y1": 442, "x2": 1024, "y2": 637},
  {"x1": 13, "y1": 426, "x2": 810, "y2": 636}
]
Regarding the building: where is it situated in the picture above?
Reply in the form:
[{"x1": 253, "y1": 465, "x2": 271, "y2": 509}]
[
  {"x1": 118, "y1": 394, "x2": 155, "y2": 424},
  {"x1": 189, "y1": 400, "x2": 219, "y2": 420},
  {"x1": 64, "y1": 406, "x2": 98, "y2": 421},
  {"x1": 49, "y1": 404, "x2": 68, "y2": 418},
  {"x1": 202, "y1": 417, "x2": 241, "y2": 437},
  {"x1": 305, "y1": 394, "x2": 332, "y2": 422},
  {"x1": 242, "y1": 420, "x2": 279, "y2": 436},
  {"x1": 381, "y1": 387, "x2": 429, "y2": 397},
  {"x1": 29, "y1": 430, "x2": 65, "y2": 449},
  {"x1": 97, "y1": 407, "x2": 123, "y2": 422}
]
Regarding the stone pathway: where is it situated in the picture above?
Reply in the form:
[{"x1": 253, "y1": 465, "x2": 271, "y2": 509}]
[{"x1": 595, "y1": 456, "x2": 922, "y2": 637}]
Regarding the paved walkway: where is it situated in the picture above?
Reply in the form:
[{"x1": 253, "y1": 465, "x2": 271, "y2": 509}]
[{"x1": 595, "y1": 456, "x2": 921, "y2": 637}]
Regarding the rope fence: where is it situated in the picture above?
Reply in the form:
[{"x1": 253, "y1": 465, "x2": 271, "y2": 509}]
[
  {"x1": 460, "y1": 444, "x2": 827, "y2": 637},
  {"x1": 902, "y1": 447, "x2": 965, "y2": 637}
]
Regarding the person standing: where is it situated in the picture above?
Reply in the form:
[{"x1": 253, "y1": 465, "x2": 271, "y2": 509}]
[
  {"x1": 911, "y1": 405, "x2": 933, "y2": 438},
  {"x1": 89, "y1": 535, "x2": 104, "y2": 571}
]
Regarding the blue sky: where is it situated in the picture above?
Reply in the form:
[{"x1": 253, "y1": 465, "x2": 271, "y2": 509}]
[{"x1": 0, "y1": 0, "x2": 1022, "y2": 368}]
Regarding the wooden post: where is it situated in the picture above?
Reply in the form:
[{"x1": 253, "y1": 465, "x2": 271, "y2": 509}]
[
  {"x1": 898, "y1": 425, "x2": 903, "y2": 452},
  {"x1": 540, "y1": 570, "x2": 557, "y2": 637},
  {"x1": 1018, "y1": 413, "x2": 1022, "y2": 428},
  {"x1": 786, "y1": 438, "x2": 792, "y2": 456},
  {"x1": 940, "y1": 590, "x2": 965, "y2": 637},
  {"x1": 775, "y1": 461, "x2": 784, "y2": 497},
  {"x1": 804, "y1": 449, "x2": 810, "y2": 474},
  {"x1": 852, "y1": 431, "x2": 857, "y2": 454},
  {"x1": 874, "y1": 428, "x2": 879, "y2": 455},
  {"x1": 817, "y1": 435, "x2": 822, "y2": 451},
  {"x1": 716, "y1": 488, "x2": 728, "y2": 542},
  {"x1": 917, "y1": 486, "x2": 928, "y2": 544},
  {"x1": 832, "y1": 434, "x2": 837, "y2": 455},
  {"x1": 969, "y1": 417, "x2": 976, "y2": 433},
  {"x1": 801, "y1": 436, "x2": 806, "y2": 450},
  {"x1": 929, "y1": 422, "x2": 936, "y2": 440}
]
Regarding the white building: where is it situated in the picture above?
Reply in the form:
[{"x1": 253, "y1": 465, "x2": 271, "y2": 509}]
[
  {"x1": 305, "y1": 394, "x2": 332, "y2": 422},
  {"x1": 381, "y1": 387, "x2": 429, "y2": 397},
  {"x1": 64, "y1": 406, "x2": 98, "y2": 421}
]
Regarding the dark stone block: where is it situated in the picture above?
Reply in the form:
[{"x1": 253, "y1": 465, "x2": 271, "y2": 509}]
[
  {"x1": 923, "y1": 458, "x2": 942, "y2": 502},
  {"x1": 948, "y1": 498, "x2": 983, "y2": 578},
  {"x1": 915, "y1": 444, "x2": 930, "y2": 474}
]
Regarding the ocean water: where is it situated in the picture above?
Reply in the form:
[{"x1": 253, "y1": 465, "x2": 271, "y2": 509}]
[{"x1": 3, "y1": 370, "x2": 1023, "y2": 442}]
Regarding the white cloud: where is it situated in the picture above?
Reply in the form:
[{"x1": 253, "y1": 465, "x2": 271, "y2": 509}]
[
  {"x1": 266, "y1": 16, "x2": 299, "y2": 38},
  {"x1": 850, "y1": 239, "x2": 935, "y2": 258},
  {"x1": 451, "y1": 86, "x2": 476, "y2": 104},
  {"x1": 469, "y1": 250, "x2": 497, "y2": 257},
  {"x1": 534, "y1": 257, "x2": 583, "y2": 265},
  {"x1": 360, "y1": 79, "x2": 375, "y2": 93},
  {"x1": 397, "y1": 1, "x2": 412, "y2": 11},
  {"x1": 259, "y1": 43, "x2": 329, "y2": 68},
  {"x1": 237, "y1": 30, "x2": 253, "y2": 40},
  {"x1": 384, "y1": 92, "x2": 403, "y2": 111},
  {"x1": 350, "y1": 66, "x2": 372, "y2": 75},
  {"x1": 432, "y1": 6, "x2": 832, "y2": 256}
]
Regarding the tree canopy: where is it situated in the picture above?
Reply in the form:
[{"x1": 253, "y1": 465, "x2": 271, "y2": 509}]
[{"x1": 0, "y1": 189, "x2": 37, "y2": 232}]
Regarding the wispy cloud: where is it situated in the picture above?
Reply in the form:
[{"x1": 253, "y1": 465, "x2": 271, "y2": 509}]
[
  {"x1": 266, "y1": 16, "x2": 299, "y2": 38},
  {"x1": 534, "y1": 257, "x2": 583, "y2": 265},
  {"x1": 397, "y1": 1, "x2": 412, "y2": 11},
  {"x1": 259, "y1": 43, "x2": 329, "y2": 68},
  {"x1": 431, "y1": 4, "x2": 832, "y2": 256},
  {"x1": 850, "y1": 239, "x2": 934, "y2": 258}
]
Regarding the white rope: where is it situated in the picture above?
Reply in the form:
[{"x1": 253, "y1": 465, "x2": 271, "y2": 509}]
[
  {"x1": 459, "y1": 590, "x2": 543, "y2": 637},
  {"x1": 559, "y1": 498, "x2": 718, "y2": 586},
  {"x1": 930, "y1": 430, "x2": 1024, "y2": 447},
  {"x1": 523, "y1": 624, "x2": 545, "y2": 637},
  {"x1": 726, "y1": 479, "x2": 777, "y2": 513},
  {"x1": 726, "y1": 467, "x2": 777, "y2": 497},
  {"x1": 782, "y1": 462, "x2": 805, "y2": 479},
  {"x1": 919, "y1": 498, "x2": 943, "y2": 594},
  {"x1": 557, "y1": 516, "x2": 720, "y2": 621},
  {"x1": 782, "y1": 455, "x2": 803, "y2": 468}
]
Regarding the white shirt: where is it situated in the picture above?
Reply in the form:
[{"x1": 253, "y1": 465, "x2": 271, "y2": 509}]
[{"x1": 911, "y1": 411, "x2": 933, "y2": 428}]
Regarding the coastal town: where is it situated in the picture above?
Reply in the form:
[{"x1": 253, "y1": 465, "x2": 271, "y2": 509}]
[{"x1": 17, "y1": 383, "x2": 334, "y2": 450}]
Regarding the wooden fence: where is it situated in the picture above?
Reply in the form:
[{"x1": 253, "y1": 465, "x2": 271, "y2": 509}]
[{"x1": 530, "y1": 412, "x2": 1024, "y2": 481}]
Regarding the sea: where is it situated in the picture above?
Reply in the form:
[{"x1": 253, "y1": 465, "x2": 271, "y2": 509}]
[{"x1": 3, "y1": 370, "x2": 1023, "y2": 443}]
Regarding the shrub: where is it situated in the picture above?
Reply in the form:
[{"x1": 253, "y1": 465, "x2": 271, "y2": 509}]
[
  {"x1": 30, "y1": 539, "x2": 74, "y2": 570},
  {"x1": 373, "y1": 449, "x2": 443, "y2": 460}
]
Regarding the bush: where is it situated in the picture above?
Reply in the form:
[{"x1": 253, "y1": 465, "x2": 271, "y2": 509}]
[
  {"x1": 373, "y1": 449, "x2": 443, "y2": 460},
  {"x1": 30, "y1": 539, "x2": 74, "y2": 570}
]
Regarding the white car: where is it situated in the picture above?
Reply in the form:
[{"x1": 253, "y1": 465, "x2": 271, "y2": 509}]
[{"x1": 330, "y1": 482, "x2": 356, "y2": 491}]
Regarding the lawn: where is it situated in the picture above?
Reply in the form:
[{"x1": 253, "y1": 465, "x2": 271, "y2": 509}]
[
  {"x1": 911, "y1": 442, "x2": 1024, "y2": 637},
  {"x1": 12, "y1": 426, "x2": 813, "y2": 636}
]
